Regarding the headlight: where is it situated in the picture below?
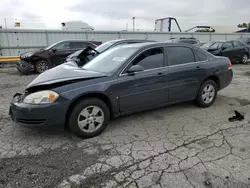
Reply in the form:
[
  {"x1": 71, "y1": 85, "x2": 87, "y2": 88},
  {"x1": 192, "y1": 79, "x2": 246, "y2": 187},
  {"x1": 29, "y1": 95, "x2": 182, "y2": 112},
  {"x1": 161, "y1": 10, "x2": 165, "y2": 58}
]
[
  {"x1": 21, "y1": 52, "x2": 33, "y2": 59},
  {"x1": 23, "y1": 90, "x2": 59, "y2": 104}
]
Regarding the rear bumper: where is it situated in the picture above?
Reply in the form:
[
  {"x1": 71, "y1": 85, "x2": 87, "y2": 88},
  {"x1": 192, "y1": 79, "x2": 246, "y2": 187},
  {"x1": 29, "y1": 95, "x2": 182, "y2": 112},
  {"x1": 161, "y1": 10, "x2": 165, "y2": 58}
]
[
  {"x1": 219, "y1": 69, "x2": 233, "y2": 90},
  {"x1": 16, "y1": 60, "x2": 34, "y2": 74},
  {"x1": 9, "y1": 94, "x2": 66, "y2": 128}
]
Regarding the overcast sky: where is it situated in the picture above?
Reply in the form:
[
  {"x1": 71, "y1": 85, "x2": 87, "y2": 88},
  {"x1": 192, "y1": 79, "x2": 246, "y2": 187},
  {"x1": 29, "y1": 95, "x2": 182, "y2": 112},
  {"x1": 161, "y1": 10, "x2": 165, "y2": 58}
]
[{"x1": 0, "y1": 0, "x2": 249, "y2": 31}]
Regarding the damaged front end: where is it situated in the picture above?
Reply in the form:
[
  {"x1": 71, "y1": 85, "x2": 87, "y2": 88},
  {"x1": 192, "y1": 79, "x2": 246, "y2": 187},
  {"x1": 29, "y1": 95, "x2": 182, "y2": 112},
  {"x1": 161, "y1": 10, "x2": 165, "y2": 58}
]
[{"x1": 16, "y1": 60, "x2": 34, "y2": 74}]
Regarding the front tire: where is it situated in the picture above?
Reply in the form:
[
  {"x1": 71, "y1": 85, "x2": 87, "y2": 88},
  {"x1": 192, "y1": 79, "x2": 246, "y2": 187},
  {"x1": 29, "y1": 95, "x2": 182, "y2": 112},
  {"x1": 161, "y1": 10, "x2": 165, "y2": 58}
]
[
  {"x1": 68, "y1": 98, "x2": 110, "y2": 138},
  {"x1": 196, "y1": 80, "x2": 217, "y2": 108},
  {"x1": 35, "y1": 60, "x2": 50, "y2": 73}
]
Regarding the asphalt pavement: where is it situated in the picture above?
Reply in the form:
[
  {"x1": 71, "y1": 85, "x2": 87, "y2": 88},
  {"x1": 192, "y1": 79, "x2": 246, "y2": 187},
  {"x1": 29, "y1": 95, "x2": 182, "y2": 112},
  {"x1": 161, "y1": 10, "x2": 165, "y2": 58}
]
[{"x1": 0, "y1": 65, "x2": 250, "y2": 188}]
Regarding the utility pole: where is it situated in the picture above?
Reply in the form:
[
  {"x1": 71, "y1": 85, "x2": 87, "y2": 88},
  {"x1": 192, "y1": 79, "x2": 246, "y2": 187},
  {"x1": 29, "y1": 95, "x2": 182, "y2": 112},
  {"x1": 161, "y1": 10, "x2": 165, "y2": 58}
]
[
  {"x1": 126, "y1": 23, "x2": 128, "y2": 31},
  {"x1": 132, "y1": 17, "x2": 135, "y2": 31},
  {"x1": 4, "y1": 18, "x2": 11, "y2": 55}
]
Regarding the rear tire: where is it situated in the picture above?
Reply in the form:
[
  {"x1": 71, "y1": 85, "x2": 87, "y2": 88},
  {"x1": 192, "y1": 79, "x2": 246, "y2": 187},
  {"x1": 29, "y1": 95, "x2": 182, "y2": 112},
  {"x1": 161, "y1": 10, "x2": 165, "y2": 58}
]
[
  {"x1": 242, "y1": 53, "x2": 249, "y2": 64},
  {"x1": 35, "y1": 60, "x2": 50, "y2": 73},
  {"x1": 196, "y1": 80, "x2": 217, "y2": 108},
  {"x1": 68, "y1": 98, "x2": 110, "y2": 138}
]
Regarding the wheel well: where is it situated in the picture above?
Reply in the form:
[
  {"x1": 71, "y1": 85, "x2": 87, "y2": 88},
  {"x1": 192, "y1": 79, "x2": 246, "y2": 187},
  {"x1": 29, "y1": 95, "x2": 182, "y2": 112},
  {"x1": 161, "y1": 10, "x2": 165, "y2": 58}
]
[
  {"x1": 203, "y1": 75, "x2": 220, "y2": 90},
  {"x1": 32, "y1": 58, "x2": 50, "y2": 65},
  {"x1": 65, "y1": 93, "x2": 113, "y2": 128}
]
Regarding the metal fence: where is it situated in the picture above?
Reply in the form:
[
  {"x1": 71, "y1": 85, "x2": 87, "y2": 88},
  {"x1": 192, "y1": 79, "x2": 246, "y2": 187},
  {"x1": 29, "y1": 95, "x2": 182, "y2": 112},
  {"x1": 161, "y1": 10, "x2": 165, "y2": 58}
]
[{"x1": 1, "y1": 29, "x2": 250, "y2": 56}]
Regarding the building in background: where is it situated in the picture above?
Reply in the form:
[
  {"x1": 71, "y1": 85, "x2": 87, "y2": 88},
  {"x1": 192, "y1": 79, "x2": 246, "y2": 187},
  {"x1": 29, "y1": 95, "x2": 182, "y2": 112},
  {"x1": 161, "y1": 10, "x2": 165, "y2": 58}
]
[{"x1": 61, "y1": 21, "x2": 94, "y2": 31}]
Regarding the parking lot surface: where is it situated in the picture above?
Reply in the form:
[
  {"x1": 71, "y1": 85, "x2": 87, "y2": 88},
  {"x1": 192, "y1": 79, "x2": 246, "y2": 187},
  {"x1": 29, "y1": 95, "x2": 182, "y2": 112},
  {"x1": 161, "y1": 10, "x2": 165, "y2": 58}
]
[{"x1": 0, "y1": 65, "x2": 250, "y2": 188}]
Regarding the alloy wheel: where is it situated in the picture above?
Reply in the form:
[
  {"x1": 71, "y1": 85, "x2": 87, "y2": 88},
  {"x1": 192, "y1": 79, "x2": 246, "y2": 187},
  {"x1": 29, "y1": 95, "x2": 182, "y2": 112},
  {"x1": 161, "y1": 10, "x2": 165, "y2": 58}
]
[
  {"x1": 37, "y1": 61, "x2": 49, "y2": 73},
  {"x1": 202, "y1": 84, "x2": 215, "y2": 104},
  {"x1": 77, "y1": 105, "x2": 104, "y2": 133},
  {"x1": 242, "y1": 54, "x2": 248, "y2": 64}
]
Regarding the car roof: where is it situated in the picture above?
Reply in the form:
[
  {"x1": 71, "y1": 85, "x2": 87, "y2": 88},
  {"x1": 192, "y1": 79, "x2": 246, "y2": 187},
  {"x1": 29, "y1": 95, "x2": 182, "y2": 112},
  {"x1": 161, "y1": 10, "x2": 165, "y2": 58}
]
[
  {"x1": 113, "y1": 42, "x2": 214, "y2": 57},
  {"x1": 116, "y1": 42, "x2": 198, "y2": 49},
  {"x1": 107, "y1": 39, "x2": 156, "y2": 43},
  {"x1": 56, "y1": 39, "x2": 99, "y2": 43}
]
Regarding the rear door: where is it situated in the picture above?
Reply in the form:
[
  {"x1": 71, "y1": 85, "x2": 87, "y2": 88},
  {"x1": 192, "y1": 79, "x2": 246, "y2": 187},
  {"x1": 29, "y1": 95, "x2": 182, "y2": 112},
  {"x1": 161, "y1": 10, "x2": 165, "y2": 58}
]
[
  {"x1": 232, "y1": 41, "x2": 245, "y2": 61},
  {"x1": 221, "y1": 41, "x2": 235, "y2": 61},
  {"x1": 118, "y1": 47, "x2": 169, "y2": 112},
  {"x1": 167, "y1": 46, "x2": 207, "y2": 102}
]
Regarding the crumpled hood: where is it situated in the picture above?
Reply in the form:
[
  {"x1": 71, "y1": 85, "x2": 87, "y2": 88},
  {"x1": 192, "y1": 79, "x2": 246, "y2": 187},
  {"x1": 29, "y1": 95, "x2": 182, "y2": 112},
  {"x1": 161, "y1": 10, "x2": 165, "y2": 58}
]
[
  {"x1": 20, "y1": 49, "x2": 44, "y2": 59},
  {"x1": 26, "y1": 61, "x2": 107, "y2": 89}
]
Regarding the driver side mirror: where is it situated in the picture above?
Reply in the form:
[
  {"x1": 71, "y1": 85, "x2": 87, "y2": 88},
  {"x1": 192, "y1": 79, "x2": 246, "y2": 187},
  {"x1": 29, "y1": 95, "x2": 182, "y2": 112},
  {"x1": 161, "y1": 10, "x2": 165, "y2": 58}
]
[
  {"x1": 221, "y1": 46, "x2": 227, "y2": 51},
  {"x1": 127, "y1": 65, "x2": 144, "y2": 75},
  {"x1": 51, "y1": 49, "x2": 57, "y2": 53}
]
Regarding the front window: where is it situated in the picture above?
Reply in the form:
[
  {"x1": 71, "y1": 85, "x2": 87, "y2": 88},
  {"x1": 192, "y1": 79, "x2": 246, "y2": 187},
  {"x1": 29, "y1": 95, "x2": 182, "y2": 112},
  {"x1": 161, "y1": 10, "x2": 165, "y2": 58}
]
[
  {"x1": 130, "y1": 48, "x2": 164, "y2": 70},
  {"x1": 95, "y1": 41, "x2": 117, "y2": 53},
  {"x1": 83, "y1": 47, "x2": 138, "y2": 73},
  {"x1": 52, "y1": 42, "x2": 70, "y2": 50}
]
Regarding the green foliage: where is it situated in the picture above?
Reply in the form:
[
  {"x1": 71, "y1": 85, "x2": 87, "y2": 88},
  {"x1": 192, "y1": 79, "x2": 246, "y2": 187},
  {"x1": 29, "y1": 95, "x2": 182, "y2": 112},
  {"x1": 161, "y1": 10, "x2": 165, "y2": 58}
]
[
  {"x1": 237, "y1": 23, "x2": 250, "y2": 28},
  {"x1": 195, "y1": 28, "x2": 215, "y2": 32}
]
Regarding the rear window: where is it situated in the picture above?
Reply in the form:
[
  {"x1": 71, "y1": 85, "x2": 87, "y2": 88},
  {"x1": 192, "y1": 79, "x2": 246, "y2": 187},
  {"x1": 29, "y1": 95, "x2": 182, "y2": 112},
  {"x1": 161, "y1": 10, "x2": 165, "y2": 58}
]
[{"x1": 179, "y1": 40, "x2": 193, "y2": 44}]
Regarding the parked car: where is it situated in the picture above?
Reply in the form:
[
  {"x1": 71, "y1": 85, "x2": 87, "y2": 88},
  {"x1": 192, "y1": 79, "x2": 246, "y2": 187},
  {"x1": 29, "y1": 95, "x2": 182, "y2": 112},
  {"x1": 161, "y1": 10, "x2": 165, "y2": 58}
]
[
  {"x1": 201, "y1": 40, "x2": 250, "y2": 64},
  {"x1": 166, "y1": 37, "x2": 201, "y2": 46},
  {"x1": 66, "y1": 39, "x2": 157, "y2": 66},
  {"x1": 236, "y1": 38, "x2": 250, "y2": 45},
  {"x1": 9, "y1": 42, "x2": 233, "y2": 138},
  {"x1": 16, "y1": 40, "x2": 102, "y2": 74}
]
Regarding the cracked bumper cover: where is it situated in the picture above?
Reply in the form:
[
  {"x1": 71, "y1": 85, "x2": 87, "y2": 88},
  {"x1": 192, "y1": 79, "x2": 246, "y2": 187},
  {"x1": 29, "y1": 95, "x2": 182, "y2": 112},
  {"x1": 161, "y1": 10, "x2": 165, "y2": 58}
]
[
  {"x1": 16, "y1": 60, "x2": 34, "y2": 73},
  {"x1": 9, "y1": 94, "x2": 66, "y2": 127}
]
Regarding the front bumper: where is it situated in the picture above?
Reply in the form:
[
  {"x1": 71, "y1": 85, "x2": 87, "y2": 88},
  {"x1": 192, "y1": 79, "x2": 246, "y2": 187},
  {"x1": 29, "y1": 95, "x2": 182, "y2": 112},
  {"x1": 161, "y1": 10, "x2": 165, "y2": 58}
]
[
  {"x1": 9, "y1": 93, "x2": 66, "y2": 128},
  {"x1": 16, "y1": 60, "x2": 34, "y2": 74}
]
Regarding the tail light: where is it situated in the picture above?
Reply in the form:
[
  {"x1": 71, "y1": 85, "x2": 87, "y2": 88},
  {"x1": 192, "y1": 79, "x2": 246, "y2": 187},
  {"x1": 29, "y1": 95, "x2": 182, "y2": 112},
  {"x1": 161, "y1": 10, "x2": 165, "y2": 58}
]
[{"x1": 228, "y1": 59, "x2": 232, "y2": 69}]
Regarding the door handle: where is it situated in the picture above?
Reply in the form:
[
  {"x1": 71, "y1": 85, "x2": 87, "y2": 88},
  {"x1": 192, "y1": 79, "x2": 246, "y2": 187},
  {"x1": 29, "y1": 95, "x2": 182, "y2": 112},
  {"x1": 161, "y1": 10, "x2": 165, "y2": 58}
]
[
  {"x1": 196, "y1": 66, "x2": 201, "y2": 70},
  {"x1": 157, "y1": 72, "x2": 164, "y2": 76}
]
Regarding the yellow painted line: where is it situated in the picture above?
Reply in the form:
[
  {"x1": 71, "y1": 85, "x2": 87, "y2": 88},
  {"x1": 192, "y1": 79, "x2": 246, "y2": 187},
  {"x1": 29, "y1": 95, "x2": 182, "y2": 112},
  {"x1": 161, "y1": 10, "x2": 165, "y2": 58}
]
[{"x1": 0, "y1": 56, "x2": 20, "y2": 62}]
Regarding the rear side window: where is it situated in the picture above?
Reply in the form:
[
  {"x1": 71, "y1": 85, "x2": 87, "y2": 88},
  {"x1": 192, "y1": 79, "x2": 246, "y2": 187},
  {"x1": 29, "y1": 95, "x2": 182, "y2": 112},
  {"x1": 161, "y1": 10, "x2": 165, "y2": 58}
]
[
  {"x1": 191, "y1": 40, "x2": 198, "y2": 44},
  {"x1": 167, "y1": 47, "x2": 195, "y2": 66},
  {"x1": 131, "y1": 48, "x2": 164, "y2": 70},
  {"x1": 194, "y1": 50, "x2": 208, "y2": 61},
  {"x1": 71, "y1": 42, "x2": 87, "y2": 49}
]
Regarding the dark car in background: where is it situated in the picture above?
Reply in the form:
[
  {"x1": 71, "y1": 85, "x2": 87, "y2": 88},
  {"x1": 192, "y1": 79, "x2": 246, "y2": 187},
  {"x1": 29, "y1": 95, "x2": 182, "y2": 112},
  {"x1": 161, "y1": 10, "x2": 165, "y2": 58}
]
[
  {"x1": 16, "y1": 40, "x2": 102, "y2": 74},
  {"x1": 201, "y1": 40, "x2": 250, "y2": 64},
  {"x1": 236, "y1": 37, "x2": 250, "y2": 45},
  {"x1": 166, "y1": 37, "x2": 201, "y2": 46},
  {"x1": 9, "y1": 42, "x2": 233, "y2": 138},
  {"x1": 66, "y1": 39, "x2": 157, "y2": 66}
]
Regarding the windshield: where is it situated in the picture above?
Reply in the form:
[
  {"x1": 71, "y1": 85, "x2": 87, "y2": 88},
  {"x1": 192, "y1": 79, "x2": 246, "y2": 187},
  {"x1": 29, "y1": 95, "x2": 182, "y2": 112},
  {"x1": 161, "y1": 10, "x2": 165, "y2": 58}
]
[
  {"x1": 209, "y1": 42, "x2": 224, "y2": 49},
  {"x1": 44, "y1": 42, "x2": 59, "y2": 50},
  {"x1": 83, "y1": 47, "x2": 138, "y2": 73},
  {"x1": 95, "y1": 41, "x2": 116, "y2": 53},
  {"x1": 201, "y1": 42, "x2": 214, "y2": 48},
  {"x1": 68, "y1": 49, "x2": 83, "y2": 58}
]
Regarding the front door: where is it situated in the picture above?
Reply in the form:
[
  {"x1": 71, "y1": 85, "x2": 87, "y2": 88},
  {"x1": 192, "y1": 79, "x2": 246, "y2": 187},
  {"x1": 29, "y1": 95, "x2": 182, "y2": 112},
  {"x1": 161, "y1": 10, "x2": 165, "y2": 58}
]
[
  {"x1": 118, "y1": 47, "x2": 169, "y2": 112},
  {"x1": 49, "y1": 41, "x2": 74, "y2": 65},
  {"x1": 167, "y1": 46, "x2": 207, "y2": 102}
]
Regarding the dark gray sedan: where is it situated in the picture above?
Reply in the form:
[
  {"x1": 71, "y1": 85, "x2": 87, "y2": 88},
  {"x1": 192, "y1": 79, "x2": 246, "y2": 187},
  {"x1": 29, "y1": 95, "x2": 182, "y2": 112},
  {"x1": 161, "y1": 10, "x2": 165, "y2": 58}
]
[{"x1": 9, "y1": 42, "x2": 233, "y2": 138}]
